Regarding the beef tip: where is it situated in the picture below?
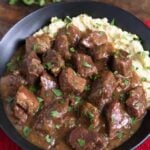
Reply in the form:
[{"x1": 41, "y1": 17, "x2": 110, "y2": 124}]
[
  {"x1": 106, "y1": 101, "x2": 130, "y2": 138},
  {"x1": 73, "y1": 53, "x2": 98, "y2": 78},
  {"x1": 26, "y1": 34, "x2": 53, "y2": 54},
  {"x1": 89, "y1": 71, "x2": 116, "y2": 112},
  {"x1": 126, "y1": 86, "x2": 147, "y2": 118},
  {"x1": 21, "y1": 52, "x2": 44, "y2": 84},
  {"x1": 13, "y1": 105, "x2": 28, "y2": 125},
  {"x1": 0, "y1": 74, "x2": 26, "y2": 100},
  {"x1": 82, "y1": 102, "x2": 100, "y2": 128},
  {"x1": 34, "y1": 100, "x2": 68, "y2": 135},
  {"x1": 113, "y1": 50, "x2": 132, "y2": 77},
  {"x1": 40, "y1": 72, "x2": 57, "y2": 105},
  {"x1": 81, "y1": 31, "x2": 107, "y2": 49},
  {"x1": 95, "y1": 59, "x2": 108, "y2": 73},
  {"x1": 15, "y1": 86, "x2": 39, "y2": 116},
  {"x1": 54, "y1": 33, "x2": 71, "y2": 60},
  {"x1": 68, "y1": 127, "x2": 105, "y2": 150},
  {"x1": 66, "y1": 25, "x2": 82, "y2": 46},
  {"x1": 92, "y1": 43, "x2": 114, "y2": 61},
  {"x1": 59, "y1": 68, "x2": 87, "y2": 94},
  {"x1": 43, "y1": 50, "x2": 65, "y2": 76}
]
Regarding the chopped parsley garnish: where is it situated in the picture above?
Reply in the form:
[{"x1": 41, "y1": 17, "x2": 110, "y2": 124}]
[
  {"x1": 29, "y1": 85, "x2": 38, "y2": 93},
  {"x1": 6, "y1": 97, "x2": 14, "y2": 103},
  {"x1": 77, "y1": 138, "x2": 85, "y2": 147},
  {"x1": 68, "y1": 106, "x2": 73, "y2": 112},
  {"x1": 74, "y1": 96, "x2": 81, "y2": 105},
  {"x1": 130, "y1": 117, "x2": 137, "y2": 125},
  {"x1": 44, "y1": 62, "x2": 52, "y2": 70},
  {"x1": 6, "y1": 62, "x2": 13, "y2": 71},
  {"x1": 37, "y1": 97, "x2": 44, "y2": 103},
  {"x1": 50, "y1": 110, "x2": 59, "y2": 118},
  {"x1": 55, "y1": 124, "x2": 61, "y2": 129},
  {"x1": 117, "y1": 132, "x2": 124, "y2": 139},
  {"x1": 90, "y1": 74, "x2": 99, "y2": 81},
  {"x1": 16, "y1": 56, "x2": 21, "y2": 62},
  {"x1": 110, "y1": 18, "x2": 115, "y2": 25},
  {"x1": 84, "y1": 85, "x2": 91, "y2": 91},
  {"x1": 88, "y1": 124, "x2": 94, "y2": 130},
  {"x1": 23, "y1": 126, "x2": 30, "y2": 137},
  {"x1": 83, "y1": 61, "x2": 92, "y2": 68},
  {"x1": 33, "y1": 43, "x2": 38, "y2": 51},
  {"x1": 45, "y1": 135, "x2": 55, "y2": 144},
  {"x1": 52, "y1": 88, "x2": 63, "y2": 97},
  {"x1": 119, "y1": 93, "x2": 126, "y2": 102},
  {"x1": 69, "y1": 47, "x2": 75, "y2": 53},
  {"x1": 64, "y1": 16, "x2": 72, "y2": 24},
  {"x1": 86, "y1": 112, "x2": 94, "y2": 121},
  {"x1": 123, "y1": 79, "x2": 129, "y2": 86},
  {"x1": 141, "y1": 77, "x2": 147, "y2": 82}
]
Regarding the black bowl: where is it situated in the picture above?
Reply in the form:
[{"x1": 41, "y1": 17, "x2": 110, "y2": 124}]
[{"x1": 0, "y1": 1, "x2": 150, "y2": 150}]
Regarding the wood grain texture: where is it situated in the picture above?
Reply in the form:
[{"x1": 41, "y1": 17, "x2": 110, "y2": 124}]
[{"x1": 0, "y1": 0, "x2": 150, "y2": 40}]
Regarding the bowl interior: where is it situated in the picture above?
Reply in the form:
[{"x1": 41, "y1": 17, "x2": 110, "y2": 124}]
[{"x1": 0, "y1": 1, "x2": 150, "y2": 150}]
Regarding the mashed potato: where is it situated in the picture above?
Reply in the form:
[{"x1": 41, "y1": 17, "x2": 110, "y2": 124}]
[{"x1": 34, "y1": 14, "x2": 150, "y2": 107}]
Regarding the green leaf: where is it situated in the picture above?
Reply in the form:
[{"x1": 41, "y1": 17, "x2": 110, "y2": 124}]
[
  {"x1": 64, "y1": 16, "x2": 72, "y2": 24},
  {"x1": 68, "y1": 106, "x2": 73, "y2": 112},
  {"x1": 50, "y1": 110, "x2": 59, "y2": 118},
  {"x1": 32, "y1": 43, "x2": 39, "y2": 51},
  {"x1": 88, "y1": 124, "x2": 94, "y2": 130},
  {"x1": 6, "y1": 62, "x2": 13, "y2": 72},
  {"x1": 69, "y1": 47, "x2": 75, "y2": 53},
  {"x1": 111, "y1": 18, "x2": 115, "y2": 25},
  {"x1": 22, "y1": 0, "x2": 34, "y2": 5},
  {"x1": 23, "y1": 126, "x2": 30, "y2": 137},
  {"x1": 117, "y1": 132, "x2": 124, "y2": 139},
  {"x1": 84, "y1": 85, "x2": 91, "y2": 91},
  {"x1": 9, "y1": 0, "x2": 18, "y2": 5},
  {"x1": 16, "y1": 56, "x2": 21, "y2": 62},
  {"x1": 123, "y1": 79, "x2": 129, "y2": 86},
  {"x1": 45, "y1": 135, "x2": 55, "y2": 144},
  {"x1": 52, "y1": 88, "x2": 63, "y2": 97},
  {"x1": 119, "y1": 93, "x2": 126, "y2": 102},
  {"x1": 29, "y1": 85, "x2": 38, "y2": 93},
  {"x1": 83, "y1": 61, "x2": 92, "y2": 68},
  {"x1": 55, "y1": 124, "x2": 61, "y2": 129},
  {"x1": 37, "y1": 97, "x2": 44, "y2": 103},
  {"x1": 74, "y1": 96, "x2": 81, "y2": 105},
  {"x1": 86, "y1": 112, "x2": 94, "y2": 121},
  {"x1": 130, "y1": 117, "x2": 137, "y2": 125},
  {"x1": 44, "y1": 62, "x2": 52, "y2": 70},
  {"x1": 77, "y1": 138, "x2": 85, "y2": 147},
  {"x1": 141, "y1": 77, "x2": 147, "y2": 82}
]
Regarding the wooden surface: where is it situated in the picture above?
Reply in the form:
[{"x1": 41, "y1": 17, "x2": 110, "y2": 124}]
[{"x1": 0, "y1": 0, "x2": 150, "y2": 40}]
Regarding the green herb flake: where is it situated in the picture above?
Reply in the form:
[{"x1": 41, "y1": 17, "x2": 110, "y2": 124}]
[
  {"x1": 44, "y1": 62, "x2": 52, "y2": 70},
  {"x1": 141, "y1": 77, "x2": 147, "y2": 82},
  {"x1": 69, "y1": 47, "x2": 75, "y2": 53},
  {"x1": 64, "y1": 16, "x2": 72, "y2": 24},
  {"x1": 130, "y1": 117, "x2": 137, "y2": 125},
  {"x1": 45, "y1": 135, "x2": 55, "y2": 144},
  {"x1": 117, "y1": 132, "x2": 124, "y2": 139},
  {"x1": 6, "y1": 97, "x2": 14, "y2": 103},
  {"x1": 68, "y1": 106, "x2": 73, "y2": 112},
  {"x1": 52, "y1": 0, "x2": 61, "y2": 3},
  {"x1": 83, "y1": 61, "x2": 92, "y2": 68},
  {"x1": 84, "y1": 85, "x2": 91, "y2": 91},
  {"x1": 33, "y1": 43, "x2": 38, "y2": 51},
  {"x1": 110, "y1": 18, "x2": 115, "y2": 25},
  {"x1": 86, "y1": 112, "x2": 94, "y2": 121},
  {"x1": 120, "y1": 93, "x2": 126, "y2": 102},
  {"x1": 37, "y1": 97, "x2": 44, "y2": 103},
  {"x1": 6, "y1": 62, "x2": 13, "y2": 71},
  {"x1": 23, "y1": 126, "x2": 30, "y2": 137},
  {"x1": 77, "y1": 138, "x2": 85, "y2": 147},
  {"x1": 74, "y1": 96, "x2": 81, "y2": 104},
  {"x1": 29, "y1": 85, "x2": 38, "y2": 93},
  {"x1": 55, "y1": 124, "x2": 61, "y2": 129},
  {"x1": 50, "y1": 110, "x2": 59, "y2": 118},
  {"x1": 52, "y1": 88, "x2": 63, "y2": 97},
  {"x1": 88, "y1": 124, "x2": 94, "y2": 130},
  {"x1": 123, "y1": 79, "x2": 129, "y2": 86},
  {"x1": 16, "y1": 56, "x2": 21, "y2": 62}
]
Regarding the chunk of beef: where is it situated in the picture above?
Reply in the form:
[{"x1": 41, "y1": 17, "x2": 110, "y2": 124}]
[
  {"x1": 13, "y1": 105, "x2": 28, "y2": 125},
  {"x1": 26, "y1": 34, "x2": 53, "y2": 54},
  {"x1": 54, "y1": 33, "x2": 71, "y2": 60},
  {"x1": 126, "y1": 86, "x2": 147, "y2": 118},
  {"x1": 81, "y1": 31, "x2": 107, "y2": 49},
  {"x1": 59, "y1": 68, "x2": 87, "y2": 94},
  {"x1": 66, "y1": 25, "x2": 82, "y2": 46},
  {"x1": 15, "y1": 86, "x2": 39, "y2": 115},
  {"x1": 82, "y1": 102, "x2": 100, "y2": 128},
  {"x1": 68, "y1": 127, "x2": 105, "y2": 150},
  {"x1": 0, "y1": 74, "x2": 26, "y2": 100},
  {"x1": 34, "y1": 100, "x2": 68, "y2": 135},
  {"x1": 40, "y1": 72, "x2": 57, "y2": 105},
  {"x1": 113, "y1": 50, "x2": 132, "y2": 77},
  {"x1": 92, "y1": 43, "x2": 114, "y2": 61},
  {"x1": 95, "y1": 59, "x2": 108, "y2": 73},
  {"x1": 73, "y1": 53, "x2": 98, "y2": 78},
  {"x1": 43, "y1": 50, "x2": 65, "y2": 76},
  {"x1": 106, "y1": 101, "x2": 130, "y2": 138},
  {"x1": 21, "y1": 52, "x2": 44, "y2": 84},
  {"x1": 89, "y1": 71, "x2": 116, "y2": 112}
]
